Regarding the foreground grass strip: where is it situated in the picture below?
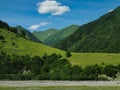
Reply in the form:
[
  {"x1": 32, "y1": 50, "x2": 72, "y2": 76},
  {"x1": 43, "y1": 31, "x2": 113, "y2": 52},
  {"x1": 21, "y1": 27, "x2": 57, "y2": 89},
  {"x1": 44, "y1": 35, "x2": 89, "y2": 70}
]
[{"x1": 1, "y1": 86, "x2": 120, "y2": 90}]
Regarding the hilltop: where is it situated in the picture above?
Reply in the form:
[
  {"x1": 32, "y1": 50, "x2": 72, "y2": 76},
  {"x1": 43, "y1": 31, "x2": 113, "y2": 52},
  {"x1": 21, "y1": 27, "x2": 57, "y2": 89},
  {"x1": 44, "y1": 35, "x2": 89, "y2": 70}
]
[
  {"x1": 15, "y1": 26, "x2": 41, "y2": 43},
  {"x1": 0, "y1": 20, "x2": 41, "y2": 43}
]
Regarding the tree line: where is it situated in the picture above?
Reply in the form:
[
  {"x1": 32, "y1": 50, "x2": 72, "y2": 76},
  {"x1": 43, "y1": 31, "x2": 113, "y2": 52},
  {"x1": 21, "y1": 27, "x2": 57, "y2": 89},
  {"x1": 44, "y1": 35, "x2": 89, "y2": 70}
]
[{"x1": 0, "y1": 51, "x2": 120, "y2": 80}]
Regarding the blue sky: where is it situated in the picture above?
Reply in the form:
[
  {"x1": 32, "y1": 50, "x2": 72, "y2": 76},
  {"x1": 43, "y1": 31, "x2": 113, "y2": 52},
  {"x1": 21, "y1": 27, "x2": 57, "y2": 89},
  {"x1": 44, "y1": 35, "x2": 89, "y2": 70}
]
[{"x1": 0, "y1": 0, "x2": 120, "y2": 32}]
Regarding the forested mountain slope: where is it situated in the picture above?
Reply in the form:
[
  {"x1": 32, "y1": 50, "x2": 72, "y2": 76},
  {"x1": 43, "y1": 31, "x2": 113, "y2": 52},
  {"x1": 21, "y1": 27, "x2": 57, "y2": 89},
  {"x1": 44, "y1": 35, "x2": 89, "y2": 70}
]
[{"x1": 55, "y1": 6, "x2": 120, "y2": 53}]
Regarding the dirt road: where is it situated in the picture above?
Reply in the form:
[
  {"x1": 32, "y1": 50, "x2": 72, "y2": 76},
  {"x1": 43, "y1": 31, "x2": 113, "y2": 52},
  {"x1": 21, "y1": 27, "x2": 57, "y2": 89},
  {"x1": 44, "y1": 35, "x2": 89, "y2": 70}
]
[{"x1": 0, "y1": 81, "x2": 120, "y2": 87}]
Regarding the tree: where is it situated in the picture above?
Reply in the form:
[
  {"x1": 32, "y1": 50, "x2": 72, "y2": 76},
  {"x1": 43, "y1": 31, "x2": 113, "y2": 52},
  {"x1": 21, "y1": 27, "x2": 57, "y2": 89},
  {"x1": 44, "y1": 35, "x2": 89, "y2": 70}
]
[
  {"x1": 20, "y1": 30, "x2": 26, "y2": 38},
  {"x1": 42, "y1": 53, "x2": 48, "y2": 59},
  {"x1": 103, "y1": 65, "x2": 118, "y2": 78},
  {"x1": 31, "y1": 56, "x2": 44, "y2": 74},
  {"x1": 9, "y1": 27, "x2": 17, "y2": 34},
  {"x1": 71, "y1": 65, "x2": 82, "y2": 80},
  {"x1": 0, "y1": 35, "x2": 4, "y2": 40},
  {"x1": 66, "y1": 51, "x2": 72, "y2": 57},
  {"x1": 0, "y1": 20, "x2": 9, "y2": 30},
  {"x1": 50, "y1": 68, "x2": 61, "y2": 80},
  {"x1": 82, "y1": 65, "x2": 102, "y2": 80}
]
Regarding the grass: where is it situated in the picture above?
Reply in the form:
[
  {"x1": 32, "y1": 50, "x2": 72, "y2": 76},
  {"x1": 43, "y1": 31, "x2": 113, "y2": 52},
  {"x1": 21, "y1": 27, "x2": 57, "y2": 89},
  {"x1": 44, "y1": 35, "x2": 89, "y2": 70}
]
[
  {"x1": 0, "y1": 29, "x2": 65, "y2": 57},
  {"x1": 0, "y1": 28, "x2": 120, "y2": 67},
  {"x1": 69, "y1": 53, "x2": 120, "y2": 67},
  {"x1": 0, "y1": 86, "x2": 120, "y2": 90}
]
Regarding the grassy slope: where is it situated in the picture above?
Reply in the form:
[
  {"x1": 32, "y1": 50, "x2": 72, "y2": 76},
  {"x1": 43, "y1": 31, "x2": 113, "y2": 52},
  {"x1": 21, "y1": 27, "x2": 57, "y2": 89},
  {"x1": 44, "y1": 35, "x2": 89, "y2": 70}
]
[
  {"x1": 0, "y1": 28, "x2": 65, "y2": 57},
  {"x1": 1, "y1": 86, "x2": 120, "y2": 90},
  {"x1": 0, "y1": 28, "x2": 120, "y2": 67},
  {"x1": 69, "y1": 53, "x2": 120, "y2": 67}
]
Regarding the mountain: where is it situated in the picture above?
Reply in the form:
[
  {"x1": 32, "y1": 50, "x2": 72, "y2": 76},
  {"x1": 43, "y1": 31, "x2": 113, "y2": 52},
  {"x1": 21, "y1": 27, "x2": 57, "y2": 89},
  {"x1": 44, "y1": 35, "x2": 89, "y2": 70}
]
[
  {"x1": 15, "y1": 26, "x2": 41, "y2": 43},
  {"x1": 0, "y1": 20, "x2": 41, "y2": 43},
  {"x1": 55, "y1": 6, "x2": 120, "y2": 53},
  {"x1": 16, "y1": 26, "x2": 42, "y2": 43},
  {"x1": 44, "y1": 25, "x2": 79, "y2": 46},
  {"x1": 33, "y1": 28, "x2": 58, "y2": 42}
]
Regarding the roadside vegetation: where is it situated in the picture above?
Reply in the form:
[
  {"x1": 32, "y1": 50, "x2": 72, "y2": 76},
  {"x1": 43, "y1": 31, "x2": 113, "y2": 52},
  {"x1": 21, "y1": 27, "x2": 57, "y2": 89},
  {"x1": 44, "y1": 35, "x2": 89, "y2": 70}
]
[{"x1": 0, "y1": 52, "x2": 120, "y2": 80}]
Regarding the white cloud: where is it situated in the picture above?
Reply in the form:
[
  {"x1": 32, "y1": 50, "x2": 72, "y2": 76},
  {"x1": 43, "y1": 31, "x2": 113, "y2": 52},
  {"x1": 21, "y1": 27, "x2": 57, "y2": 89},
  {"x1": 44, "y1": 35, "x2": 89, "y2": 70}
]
[
  {"x1": 37, "y1": 0, "x2": 70, "y2": 15},
  {"x1": 28, "y1": 22, "x2": 50, "y2": 30},
  {"x1": 108, "y1": 9, "x2": 113, "y2": 12}
]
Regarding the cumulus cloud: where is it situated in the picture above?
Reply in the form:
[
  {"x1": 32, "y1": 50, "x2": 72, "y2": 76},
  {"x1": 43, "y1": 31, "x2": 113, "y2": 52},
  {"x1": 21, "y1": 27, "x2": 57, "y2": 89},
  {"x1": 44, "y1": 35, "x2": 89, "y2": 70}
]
[
  {"x1": 37, "y1": 0, "x2": 70, "y2": 15},
  {"x1": 28, "y1": 22, "x2": 50, "y2": 30},
  {"x1": 108, "y1": 9, "x2": 114, "y2": 12}
]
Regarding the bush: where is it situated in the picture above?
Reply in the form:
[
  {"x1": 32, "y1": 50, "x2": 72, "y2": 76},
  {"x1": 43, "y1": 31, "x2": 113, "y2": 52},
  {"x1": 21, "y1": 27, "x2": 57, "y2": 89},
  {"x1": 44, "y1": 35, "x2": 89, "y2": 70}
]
[
  {"x1": 0, "y1": 35, "x2": 4, "y2": 40},
  {"x1": 35, "y1": 73, "x2": 50, "y2": 80},
  {"x1": 66, "y1": 51, "x2": 72, "y2": 57},
  {"x1": 0, "y1": 52, "x2": 119, "y2": 80},
  {"x1": 9, "y1": 27, "x2": 17, "y2": 34},
  {"x1": 12, "y1": 42, "x2": 16, "y2": 45},
  {"x1": 0, "y1": 20, "x2": 9, "y2": 30},
  {"x1": 103, "y1": 65, "x2": 118, "y2": 78}
]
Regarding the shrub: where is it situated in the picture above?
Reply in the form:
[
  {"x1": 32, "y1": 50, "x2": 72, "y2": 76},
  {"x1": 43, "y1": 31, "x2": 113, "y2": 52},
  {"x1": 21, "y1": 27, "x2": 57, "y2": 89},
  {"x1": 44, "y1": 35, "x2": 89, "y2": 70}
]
[
  {"x1": 0, "y1": 35, "x2": 4, "y2": 40},
  {"x1": 66, "y1": 51, "x2": 72, "y2": 57},
  {"x1": 103, "y1": 65, "x2": 118, "y2": 78},
  {"x1": 12, "y1": 42, "x2": 16, "y2": 45},
  {"x1": 0, "y1": 20, "x2": 9, "y2": 30}
]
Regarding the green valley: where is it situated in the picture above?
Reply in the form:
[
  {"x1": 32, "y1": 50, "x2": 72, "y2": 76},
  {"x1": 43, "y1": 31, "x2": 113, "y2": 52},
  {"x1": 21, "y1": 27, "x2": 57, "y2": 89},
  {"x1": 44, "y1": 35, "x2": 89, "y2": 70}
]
[
  {"x1": 0, "y1": 28, "x2": 120, "y2": 67},
  {"x1": 33, "y1": 25, "x2": 78, "y2": 46}
]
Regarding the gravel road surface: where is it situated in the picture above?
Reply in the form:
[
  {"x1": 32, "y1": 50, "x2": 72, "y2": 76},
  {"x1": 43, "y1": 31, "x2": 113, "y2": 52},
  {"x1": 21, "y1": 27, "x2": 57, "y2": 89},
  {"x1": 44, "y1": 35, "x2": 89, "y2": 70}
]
[{"x1": 0, "y1": 81, "x2": 120, "y2": 87}]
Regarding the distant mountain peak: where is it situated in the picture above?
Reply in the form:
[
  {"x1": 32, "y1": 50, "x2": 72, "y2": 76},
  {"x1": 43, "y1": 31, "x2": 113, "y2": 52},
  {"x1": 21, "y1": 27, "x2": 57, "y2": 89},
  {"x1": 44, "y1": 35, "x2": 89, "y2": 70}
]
[
  {"x1": 33, "y1": 25, "x2": 79, "y2": 46},
  {"x1": 33, "y1": 28, "x2": 58, "y2": 42},
  {"x1": 44, "y1": 25, "x2": 79, "y2": 46}
]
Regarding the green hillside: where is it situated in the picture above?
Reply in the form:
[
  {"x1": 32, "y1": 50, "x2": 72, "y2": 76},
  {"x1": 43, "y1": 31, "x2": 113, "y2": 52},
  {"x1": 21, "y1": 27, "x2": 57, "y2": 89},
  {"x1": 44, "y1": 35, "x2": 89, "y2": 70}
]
[
  {"x1": 1, "y1": 28, "x2": 120, "y2": 67},
  {"x1": 55, "y1": 6, "x2": 120, "y2": 53},
  {"x1": 0, "y1": 28, "x2": 65, "y2": 57},
  {"x1": 45, "y1": 25, "x2": 79, "y2": 46},
  {"x1": 15, "y1": 26, "x2": 41, "y2": 43},
  {"x1": 0, "y1": 20, "x2": 41, "y2": 43},
  {"x1": 33, "y1": 28, "x2": 58, "y2": 42},
  {"x1": 69, "y1": 53, "x2": 120, "y2": 67}
]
